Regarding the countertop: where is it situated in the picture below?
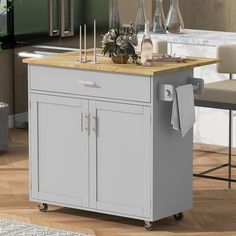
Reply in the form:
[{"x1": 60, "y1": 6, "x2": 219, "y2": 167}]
[
  {"x1": 148, "y1": 29, "x2": 236, "y2": 47},
  {"x1": 23, "y1": 50, "x2": 219, "y2": 76}
]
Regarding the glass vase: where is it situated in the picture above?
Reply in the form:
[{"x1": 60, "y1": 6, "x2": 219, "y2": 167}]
[
  {"x1": 166, "y1": 0, "x2": 184, "y2": 33},
  {"x1": 152, "y1": 0, "x2": 166, "y2": 33},
  {"x1": 135, "y1": 0, "x2": 147, "y2": 33},
  {"x1": 109, "y1": 0, "x2": 120, "y2": 29}
]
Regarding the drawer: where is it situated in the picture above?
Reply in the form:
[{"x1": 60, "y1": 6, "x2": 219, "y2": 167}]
[{"x1": 29, "y1": 65, "x2": 151, "y2": 103}]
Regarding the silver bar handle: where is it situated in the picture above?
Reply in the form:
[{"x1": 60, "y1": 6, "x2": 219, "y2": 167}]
[
  {"x1": 81, "y1": 113, "x2": 84, "y2": 132},
  {"x1": 49, "y1": 0, "x2": 60, "y2": 36},
  {"x1": 92, "y1": 115, "x2": 97, "y2": 134},
  {"x1": 52, "y1": 29, "x2": 60, "y2": 34},
  {"x1": 159, "y1": 78, "x2": 204, "y2": 102},
  {"x1": 61, "y1": 0, "x2": 74, "y2": 37},
  {"x1": 84, "y1": 114, "x2": 90, "y2": 135},
  {"x1": 77, "y1": 81, "x2": 98, "y2": 88}
]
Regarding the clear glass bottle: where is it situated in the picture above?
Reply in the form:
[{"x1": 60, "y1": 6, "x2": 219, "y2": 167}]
[
  {"x1": 135, "y1": 0, "x2": 147, "y2": 32},
  {"x1": 109, "y1": 0, "x2": 120, "y2": 29},
  {"x1": 152, "y1": 0, "x2": 166, "y2": 33},
  {"x1": 141, "y1": 21, "x2": 153, "y2": 64},
  {"x1": 166, "y1": 0, "x2": 184, "y2": 33}
]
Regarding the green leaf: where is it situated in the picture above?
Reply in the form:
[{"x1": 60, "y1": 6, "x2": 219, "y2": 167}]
[{"x1": 0, "y1": 30, "x2": 6, "y2": 38}]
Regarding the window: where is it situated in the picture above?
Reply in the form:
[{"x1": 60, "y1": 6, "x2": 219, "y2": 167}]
[{"x1": 0, "y1": 0, "x2": 7, "y2": 34}]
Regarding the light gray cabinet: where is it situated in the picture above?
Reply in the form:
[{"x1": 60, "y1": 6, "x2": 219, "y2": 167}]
[{"x1": 28, "y1": 64, "x2": 193, "y2": 229}]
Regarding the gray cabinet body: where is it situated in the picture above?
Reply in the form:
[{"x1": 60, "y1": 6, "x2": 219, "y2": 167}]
[{"x1": 28, "y1": 65, "x2": 193, "y2": 222}]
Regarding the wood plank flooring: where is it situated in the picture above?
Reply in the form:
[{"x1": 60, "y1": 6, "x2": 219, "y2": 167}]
[{"x1": 0, "y1": 129, "x2": 235, "y2": 236}]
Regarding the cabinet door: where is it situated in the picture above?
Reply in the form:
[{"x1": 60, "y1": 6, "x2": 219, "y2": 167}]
[
  {"x1": 89, "y1": 101, "x2": 151, "y2": 218},
  {"x1": 30, "y1": 94, "x2": 89, "y2": 207}
]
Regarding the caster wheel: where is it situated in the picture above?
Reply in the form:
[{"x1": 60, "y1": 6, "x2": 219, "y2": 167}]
[
  {"x1": 144, "y1": 221, "x2": 154, "y2": 231},
  {"x1": 38, "y1": 203, "x2": 48, "y2": 212},
  {"x1": 174, "y1": 212, "x2": 184, "y2": 221}
]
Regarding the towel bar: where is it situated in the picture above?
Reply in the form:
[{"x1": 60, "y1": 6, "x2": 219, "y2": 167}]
[{"x1": 159, "y1": 77, "x2": 204, "y2": 102}]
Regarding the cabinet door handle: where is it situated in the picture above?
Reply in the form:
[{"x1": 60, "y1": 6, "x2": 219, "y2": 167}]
[
  {"x1": 92, "y1": 115, "x2": 97, "y2": 135},
  {"x1": 84, "y1": 114, "x2": 90, "y2": 135},
  {"x1": 77, "y1": 81, "x2": 98, "y2": 88},
  {"x1": 49, "y1": 0, "x2": 60, "y2": 36},
  {"x1": 61, "y1": 0, "x2": 74, "y2": 37},
  {"x1": 81, "y1": 113, "x2": 84, "y2": 132},
  {"x1": 52, "y1": 29, "x2": 60, "y2": 34}
]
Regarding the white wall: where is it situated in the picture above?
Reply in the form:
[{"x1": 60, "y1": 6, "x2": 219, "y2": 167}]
[{"x1": 118, "y1": 0, "x2": 153, "y2": 25}]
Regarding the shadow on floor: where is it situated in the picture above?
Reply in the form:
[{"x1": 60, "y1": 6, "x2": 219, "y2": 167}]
[{"x1": 47, "y1": 189, "x2": 236, "y2": 234}]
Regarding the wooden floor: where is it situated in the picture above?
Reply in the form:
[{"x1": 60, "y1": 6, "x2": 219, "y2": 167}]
[{"x1": 0, "y1": 129, "x2": 236, "y2": 236}]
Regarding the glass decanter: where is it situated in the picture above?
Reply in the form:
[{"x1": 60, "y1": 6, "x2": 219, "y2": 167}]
[
  {"x1": 141, "y1": 21, "x2": 153, "y2": 64},
  {"x1": 109, "y1": 0, "x2": 120, "y2": 29},
  {"x1": 166, "y1": 0, "x2": 184, "y2": 33},
  {"x1": 152, "y1": 0, "x2": 166, "y2": 33},
  {"x1": 135, "y1": 0, "x2": 147, "y2": 32}
]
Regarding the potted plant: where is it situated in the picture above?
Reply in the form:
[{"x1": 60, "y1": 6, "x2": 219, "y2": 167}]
[{"x1": 102, "y1": 23, "x2": 139, "y2": 64}]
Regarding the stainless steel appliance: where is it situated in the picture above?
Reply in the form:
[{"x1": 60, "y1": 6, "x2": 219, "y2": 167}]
[{"x1": 14, "y1": 0, "x2": 109, "y2": 128}]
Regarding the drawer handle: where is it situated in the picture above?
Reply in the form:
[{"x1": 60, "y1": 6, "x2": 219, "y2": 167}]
[{"x1": 77, "y1": 81, "x2": 98, "y2": 88}]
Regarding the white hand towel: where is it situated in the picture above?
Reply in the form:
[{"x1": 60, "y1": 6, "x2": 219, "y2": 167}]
[
  {"x1": 171, "y1": 90, "x2": 181, "y2": 131},
  {"x1": 171, "y1": 84, "x2": 196, "y2": 137}
]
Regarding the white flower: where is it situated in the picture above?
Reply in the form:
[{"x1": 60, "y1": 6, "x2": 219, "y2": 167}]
[
  {"x1": 116, "y1": 35, "x2": 128, "y2": 47},
  {"x1": 128, "y1": 35, "x2": 138, "y2": 46},
  {"x1": 101, "y1": 32, "x2": 114, "y2": 47}
]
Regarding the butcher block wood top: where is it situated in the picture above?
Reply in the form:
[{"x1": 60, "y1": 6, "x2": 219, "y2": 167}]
[{"x1": 23, "y1": 50, "x2": 219, "y2": 76}]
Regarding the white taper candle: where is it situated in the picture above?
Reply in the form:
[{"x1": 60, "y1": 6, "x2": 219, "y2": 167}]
[
  {"x1": 84, "y1": 24, "x2": 87, "y2": 61},
  {"x1": 94, "y1": 19, "x2": 97, "y2": 63},
  {"x1": 80, "y1": 25, "x2": 82, "y2": 62}
]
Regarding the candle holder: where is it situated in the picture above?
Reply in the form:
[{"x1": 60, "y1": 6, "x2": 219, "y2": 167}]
[
  {"x1": 82, "y1": 24, "x2": 90, "y2": 63},
  {"x1": 77, "y1": 24, "x2": 90, "y2": 64},
  {"x1": 79, "y1": 25, "x2": 82, "y2": 63},
  {"x1": 92, "y1": 19, "x2": 99, "y2": 64}
]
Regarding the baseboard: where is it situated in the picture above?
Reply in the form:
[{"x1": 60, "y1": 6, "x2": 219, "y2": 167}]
[
  {"x1": 8, "y1": 112, "x2": 28, "y2": 129},
  {"x1": 194, "y1": 143, "x2": 236, "y2": 155}
]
